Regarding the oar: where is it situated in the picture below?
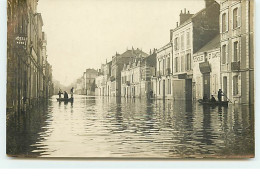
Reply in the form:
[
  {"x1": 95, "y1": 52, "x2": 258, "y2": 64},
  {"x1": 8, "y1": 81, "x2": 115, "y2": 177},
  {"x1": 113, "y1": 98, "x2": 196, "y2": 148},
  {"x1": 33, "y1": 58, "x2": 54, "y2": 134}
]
[{"x1": 222, "y1": 92, "x2": 232, "y2": 103}]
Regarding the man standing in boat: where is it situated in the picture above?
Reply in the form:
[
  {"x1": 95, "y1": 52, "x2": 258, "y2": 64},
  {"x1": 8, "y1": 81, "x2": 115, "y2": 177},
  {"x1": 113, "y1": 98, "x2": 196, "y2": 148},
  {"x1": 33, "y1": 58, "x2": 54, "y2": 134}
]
[
  {"x1": 218, "y1": 89, "x2": 224, "y2": 102},
  {"x1": 70, "y1": 87, "x2": 74, "y2": 98}
]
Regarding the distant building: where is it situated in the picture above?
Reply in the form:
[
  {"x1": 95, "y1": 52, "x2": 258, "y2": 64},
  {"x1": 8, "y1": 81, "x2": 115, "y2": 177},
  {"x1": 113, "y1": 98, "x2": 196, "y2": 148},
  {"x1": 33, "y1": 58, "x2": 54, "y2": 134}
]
[
  {"x1": 193, "y1": 35, "x2": 220, "y2": 100},
  {"x1": 96, "y1": 61, "x2": 112, "y2": 96},
  {"x1": 109, "y1": 48, "x2": 148, "y2": 97},
  {"x1": 219, "y1": 0, "x2": 254, "y2": 104},
  {"x1": 85, "y1": 68, "x2": 98, "y2": 95},
  {"x1": 121, "y1": 51, "x2": 156, "y2": 98}
]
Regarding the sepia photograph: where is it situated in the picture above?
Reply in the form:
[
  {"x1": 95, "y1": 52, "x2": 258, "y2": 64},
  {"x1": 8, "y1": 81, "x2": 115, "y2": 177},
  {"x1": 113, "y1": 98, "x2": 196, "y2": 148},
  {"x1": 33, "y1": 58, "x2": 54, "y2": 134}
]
[{"x1": 6, "y1": 0, "x2": 255, "y2": 158}]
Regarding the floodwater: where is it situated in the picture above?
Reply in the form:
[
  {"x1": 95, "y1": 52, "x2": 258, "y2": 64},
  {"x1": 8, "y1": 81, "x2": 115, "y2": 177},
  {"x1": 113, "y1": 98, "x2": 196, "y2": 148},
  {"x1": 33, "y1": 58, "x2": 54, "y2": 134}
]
[{"x1": 6, "y1": 95, "x2": 254, "y2": 158}]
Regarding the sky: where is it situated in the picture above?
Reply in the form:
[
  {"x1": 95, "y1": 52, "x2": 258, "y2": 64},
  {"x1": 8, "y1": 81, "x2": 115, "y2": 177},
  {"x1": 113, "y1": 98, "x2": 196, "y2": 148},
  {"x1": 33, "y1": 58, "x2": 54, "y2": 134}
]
[{"x1": 37, "y1": 0, "x2": 205, "y2": 86}]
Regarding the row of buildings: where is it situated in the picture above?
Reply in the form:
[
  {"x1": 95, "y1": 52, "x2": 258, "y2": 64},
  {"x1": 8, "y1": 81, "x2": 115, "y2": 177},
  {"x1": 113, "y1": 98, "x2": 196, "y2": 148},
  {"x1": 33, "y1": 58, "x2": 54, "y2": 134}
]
[
  {"x1": 95, "y1": 48, "x2": 156, "y2": 98},
  {"x1": 7, "y1": 0, "x2": 54, "y2": 115},
  {"x1": 152, "y1": 0, "x2": 254, "y2": 104},
  {"x1": 88, "y1": 0, "x2": 254, "y2": 105}
]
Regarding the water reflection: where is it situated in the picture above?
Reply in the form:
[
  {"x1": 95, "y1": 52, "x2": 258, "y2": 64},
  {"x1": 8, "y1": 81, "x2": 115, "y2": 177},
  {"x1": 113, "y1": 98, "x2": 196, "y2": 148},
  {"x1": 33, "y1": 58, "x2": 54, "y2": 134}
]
[{"x1": 6, "y1": 95, "x2": 254, "y2": 158}]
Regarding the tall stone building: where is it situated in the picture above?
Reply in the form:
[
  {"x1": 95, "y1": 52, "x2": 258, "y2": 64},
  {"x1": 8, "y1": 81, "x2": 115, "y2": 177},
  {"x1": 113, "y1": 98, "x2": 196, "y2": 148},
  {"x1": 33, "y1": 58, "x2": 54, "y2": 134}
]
[
  {"x1": 152, "y1": 0, "x2": 220, "y2": 100},
  {"x1": 219, "y1": 0, "x2": 254, "y2": 104},
  {"x1": 7, "y1": 0, "x2": 53, "y2": 115}
]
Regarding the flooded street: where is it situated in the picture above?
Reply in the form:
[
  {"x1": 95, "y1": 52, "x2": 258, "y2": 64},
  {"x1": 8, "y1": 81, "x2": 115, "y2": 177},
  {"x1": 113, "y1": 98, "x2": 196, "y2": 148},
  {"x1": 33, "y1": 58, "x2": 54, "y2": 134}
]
[{"x1": 7, "y1": 95, "x2": 254, "y2": 158}]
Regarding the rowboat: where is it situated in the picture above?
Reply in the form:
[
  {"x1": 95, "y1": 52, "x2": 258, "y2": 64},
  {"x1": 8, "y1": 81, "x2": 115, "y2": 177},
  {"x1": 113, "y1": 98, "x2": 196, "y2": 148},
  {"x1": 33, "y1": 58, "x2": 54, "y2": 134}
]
[
  {"x1": 56, "y1": 98, "x2": 74, "y2": 102},
  {"x1": 198, "y1": 99, "x2": 228, "y2": 106}
]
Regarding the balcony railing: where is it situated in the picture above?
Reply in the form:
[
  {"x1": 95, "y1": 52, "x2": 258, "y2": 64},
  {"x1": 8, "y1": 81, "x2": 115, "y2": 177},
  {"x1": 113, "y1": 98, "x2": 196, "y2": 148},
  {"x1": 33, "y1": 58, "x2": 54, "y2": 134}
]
[{"x1": 231, "y1": 61, "x2": 240, "y2": 71}]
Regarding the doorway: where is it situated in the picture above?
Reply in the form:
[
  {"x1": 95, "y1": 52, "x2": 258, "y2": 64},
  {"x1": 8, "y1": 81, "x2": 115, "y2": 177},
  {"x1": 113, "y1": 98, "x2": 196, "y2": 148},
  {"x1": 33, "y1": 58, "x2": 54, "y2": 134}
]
[
  {"x1": 223, "y1": 76, "x2": 227, "y2": 101},
  {"x1": 203, "y1": 73, "x2": 210, "y2": 99}
]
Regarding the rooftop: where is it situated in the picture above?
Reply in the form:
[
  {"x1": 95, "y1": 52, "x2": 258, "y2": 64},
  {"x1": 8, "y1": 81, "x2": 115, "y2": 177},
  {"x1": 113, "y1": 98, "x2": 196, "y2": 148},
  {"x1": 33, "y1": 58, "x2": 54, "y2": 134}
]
[{"x1": 195, "y1": 34, "x2": 220, "y2": 54}]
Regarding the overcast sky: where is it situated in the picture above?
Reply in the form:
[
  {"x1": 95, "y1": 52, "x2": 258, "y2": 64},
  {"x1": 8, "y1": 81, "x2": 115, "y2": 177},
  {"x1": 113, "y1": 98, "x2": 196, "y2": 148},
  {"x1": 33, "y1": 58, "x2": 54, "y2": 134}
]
[{"x1": 38, "y1": 0, "x2": 205, "y2": 86}]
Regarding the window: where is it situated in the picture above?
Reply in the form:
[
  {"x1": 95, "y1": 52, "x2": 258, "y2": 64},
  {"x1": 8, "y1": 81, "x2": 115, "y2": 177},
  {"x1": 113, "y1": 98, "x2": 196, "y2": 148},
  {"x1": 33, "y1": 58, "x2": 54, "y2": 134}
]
[
  {"x1": 158, "y1": 59, "x2": 160, "y2": 75},
  {"x1": 167, "y1": 57, "x2": 170, "y2": 74},
  {"x1": 186, "y1": 53, "x2": 191, "y2": 71},
  {"x1": 233, "y1": 41, "x2": 238, "y2": 62},
  {"x1": 159, "y1": 81, "x2": 161, "y2": 95},
  {"x1": 163, "y1": 58, "x2": 165, "y2": 75},
  {"x1": 181, "y1": 34, "x2": 184, "y2": 50},
  {"x1": 233, "y1": 75, "x2": 238, "y2": 95},
  {"x1": 168, "y1": 79, "x2": 171, "y2": 94},
  {"x1": 186, "y1": 31, "x2": 190, "y2": 47},
  {"x1": 174, "y1": 37, "x2": 179, "y2": 50},
  {"x1": 175, "y1": 57, "x2": 179, "y2": 73},
  {"x1": 222, "y1": 13, "x2": 227, "y2": 32},
  {"x1": 222, "y1": 44, "x2": 227, "y2": 64},
  {"x1": 233, "y1": 8, "x2": 238, "y2": 29},
  {"x1": 181, "y1": 55, "x2": 185, "y2": 72}
]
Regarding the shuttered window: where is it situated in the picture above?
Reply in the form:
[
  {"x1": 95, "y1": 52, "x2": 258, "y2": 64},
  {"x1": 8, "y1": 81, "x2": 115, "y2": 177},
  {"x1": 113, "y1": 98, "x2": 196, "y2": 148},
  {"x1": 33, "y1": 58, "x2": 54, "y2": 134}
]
[
  {"x1": 222, "y1": 13, "x2": 228, "y2": 32},
  {"x1": 233, "y1": 75, "x2": 238, "y2": 95},
  {"x1": 233, "y1": 41, "x2": 238, "y2": 62},
  {"x1": 233, "y1": 8, "x2": 238, "y2": 29},
  {"x1": 222, "y1": 44, "x2": 227, "y2": 64}
]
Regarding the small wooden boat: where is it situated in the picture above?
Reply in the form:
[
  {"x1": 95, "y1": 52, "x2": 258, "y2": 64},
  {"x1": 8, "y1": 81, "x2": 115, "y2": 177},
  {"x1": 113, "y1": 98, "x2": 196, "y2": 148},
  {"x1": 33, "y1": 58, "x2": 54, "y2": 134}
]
[
  {"x1": 198, "y1": 99, "x2": 229, "y2": 106},
  {"x1": 56, "y1": 97, "x2": 74, "y2": 102}
]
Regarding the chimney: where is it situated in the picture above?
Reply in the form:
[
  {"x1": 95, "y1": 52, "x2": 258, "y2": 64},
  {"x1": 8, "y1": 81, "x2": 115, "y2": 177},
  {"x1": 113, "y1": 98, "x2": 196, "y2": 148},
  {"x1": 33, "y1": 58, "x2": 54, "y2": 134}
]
[
  {"x1": 176, "y1": 22, "x2": 179, "y2": 27},
  {"x1": 205, "y1": 0, "x2": 214, "y2": 8},
  {"x1": 170, "y1": 29, "x2": 173, "y2": 41},
  {"x1": 179, "y1": 9, "x2": 193, "y2": 25}
]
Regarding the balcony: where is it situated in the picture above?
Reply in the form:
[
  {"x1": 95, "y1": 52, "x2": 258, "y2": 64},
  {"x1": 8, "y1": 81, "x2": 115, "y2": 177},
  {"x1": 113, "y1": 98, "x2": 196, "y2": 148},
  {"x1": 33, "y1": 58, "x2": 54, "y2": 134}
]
[
  {"x1": 110, "y1": 76, "x2": 115, "y2": 82},
  {"x1": 231, "y1": 61, "x2": 240, "y2": 71}
]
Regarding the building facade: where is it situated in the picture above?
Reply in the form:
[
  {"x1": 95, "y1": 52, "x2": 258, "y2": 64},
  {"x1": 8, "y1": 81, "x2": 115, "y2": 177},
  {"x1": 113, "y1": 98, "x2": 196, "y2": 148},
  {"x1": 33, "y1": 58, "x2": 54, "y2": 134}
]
[
  {"x1": 108, "y1": 48, "x2": 148, "y2": 97},
  {"x1": 193, "y1": 35, "x2": 221, "y2": 100},
  {"x1": 219, "y1": 0, "x2": 254, "y2": 104},
  {"x1": 85, "y1": 68, "x2": 98, "y2": 95},
  {"x1": 152, "y1": 0, "x2": 220, "y2": 101},
  {"x1": 7, "y1": 0, "x2": 53, "y2": 115}
]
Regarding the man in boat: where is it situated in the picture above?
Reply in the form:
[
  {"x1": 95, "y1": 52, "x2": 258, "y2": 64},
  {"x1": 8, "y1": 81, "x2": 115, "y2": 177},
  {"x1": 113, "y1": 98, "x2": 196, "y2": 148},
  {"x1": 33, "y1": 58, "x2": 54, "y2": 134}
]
[
  {"x1": 64, "y1": 91, "x2": 69, "y2": 99},
  {"x1": 218, "y1": 89, "x2": 224, "y2": 102},
  {"x1": 70, "y1": 87, "x2": 74, "y2": 98},
  {"x1": 58, "y1": 89, "x2": 63, "y2": 98},
  {"x1": 203, "y1": 94, "x2": 208, "y2": 102},
  {"x1": 211, "y1": 95, "x2": 216, "y2": 102}
]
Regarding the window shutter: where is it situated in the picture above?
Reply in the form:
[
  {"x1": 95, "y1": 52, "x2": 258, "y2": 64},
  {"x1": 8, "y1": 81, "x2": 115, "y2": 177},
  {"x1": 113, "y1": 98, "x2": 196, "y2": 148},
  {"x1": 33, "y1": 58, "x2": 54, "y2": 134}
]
[
  {"x1": 226, "y1": 43, "x2": 229, "y2": 64},
  {"x1": 220, "y1": 15, "x2": 222, "y2": 33},
  {"x1": 238, "y1": 6, "x2": 241, "y2": 27},
  {"x1": 226, "y1": 12, "x2": 229, "y2": 32},
  {"x1": 238, "y1": 40, "x2": 240, "y2": 62}
]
